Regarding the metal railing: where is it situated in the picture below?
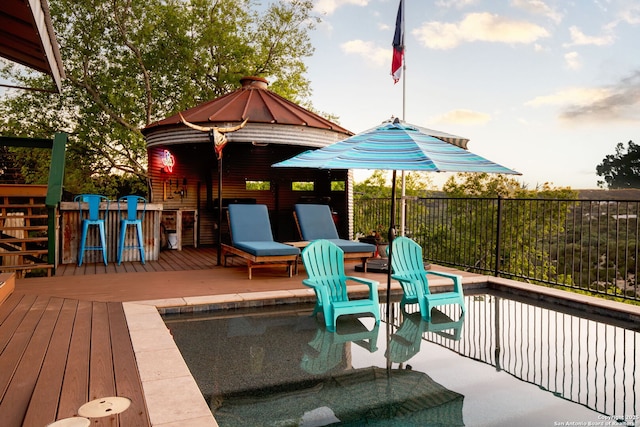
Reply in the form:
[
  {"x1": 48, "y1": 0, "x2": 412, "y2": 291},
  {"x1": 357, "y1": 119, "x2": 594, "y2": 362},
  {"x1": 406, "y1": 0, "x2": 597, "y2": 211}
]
[{"x1": 355, "y1": 197, "x2": 640, "y2": 302}]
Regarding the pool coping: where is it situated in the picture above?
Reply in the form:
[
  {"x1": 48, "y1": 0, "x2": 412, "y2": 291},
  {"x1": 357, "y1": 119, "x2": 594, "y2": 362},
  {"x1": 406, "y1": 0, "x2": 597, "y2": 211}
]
[{"x1": 123, "y1": 275, "x2": 640, "y2": 426}]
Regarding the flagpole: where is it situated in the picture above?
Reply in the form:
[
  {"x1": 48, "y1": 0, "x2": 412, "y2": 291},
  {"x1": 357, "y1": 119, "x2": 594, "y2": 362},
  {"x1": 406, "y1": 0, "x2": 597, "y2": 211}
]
[
  {"x1": 387, "y1": 0, "x2": 405, "y2": 319},
  {"x1": 400, "y1": 0, "x2": 406, "y2": 238}
]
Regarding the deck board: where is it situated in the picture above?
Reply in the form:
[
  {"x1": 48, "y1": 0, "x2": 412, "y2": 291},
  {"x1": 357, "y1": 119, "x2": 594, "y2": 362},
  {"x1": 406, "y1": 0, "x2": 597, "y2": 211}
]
[
  {"x1": 0, "y1": 297, "x2": 63, "y2": 427},
  {"x1": 58, "y1": 299, "x2": 91, "y2": 420},
  {"x1": 109, "y1": 302, "x2": 151, "y2": 426},
  {"x1": 23, "y1": 298, "x2": 77, "y2": 426}
]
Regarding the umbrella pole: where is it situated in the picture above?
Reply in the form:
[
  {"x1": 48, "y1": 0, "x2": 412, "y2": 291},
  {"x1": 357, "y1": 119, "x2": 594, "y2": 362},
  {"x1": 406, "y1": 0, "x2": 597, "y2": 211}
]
[{"x1": 386, "y1": 170, "x2": 398, "y2": 318}]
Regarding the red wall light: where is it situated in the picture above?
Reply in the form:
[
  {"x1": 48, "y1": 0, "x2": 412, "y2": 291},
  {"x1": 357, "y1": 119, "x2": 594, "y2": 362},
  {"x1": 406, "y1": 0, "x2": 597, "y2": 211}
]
[{"x1": 161, "y1": 149, "x2": 176, "y2": 173}]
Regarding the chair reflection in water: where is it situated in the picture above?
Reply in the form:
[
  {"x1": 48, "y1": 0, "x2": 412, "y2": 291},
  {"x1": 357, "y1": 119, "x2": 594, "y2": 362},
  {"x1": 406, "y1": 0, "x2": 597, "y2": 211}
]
[
  {"x1": 390, "y1": 236, "x2": 465, "y2": 321},
  {"x1": 301, "y1": 239, "x2": 380, "y2": 333},
  {"x1": 387, "y1": 307, "x2": 465, "y2": 364},
  {"x1": 302, "y1": 317, "x2": 380, "y2": 375},
  {"x1": 117, "y1": 195, "x2": 147, "y2": 264},
  {"x1": 75, "y1": 194, "x2": 109, "y2": 266}
]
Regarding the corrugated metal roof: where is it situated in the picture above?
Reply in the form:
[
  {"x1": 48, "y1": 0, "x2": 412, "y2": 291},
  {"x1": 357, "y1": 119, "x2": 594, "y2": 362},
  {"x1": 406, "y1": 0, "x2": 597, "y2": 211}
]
[{"x1": 144, "y1": 76, "x2": 352, "y2": 135}]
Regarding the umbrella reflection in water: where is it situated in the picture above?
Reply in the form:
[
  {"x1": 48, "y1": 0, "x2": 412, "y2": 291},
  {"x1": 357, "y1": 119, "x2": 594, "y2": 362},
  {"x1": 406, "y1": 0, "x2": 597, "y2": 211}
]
[{"x1": 214, "y1": 315, "x2": 465, "y2": 426}]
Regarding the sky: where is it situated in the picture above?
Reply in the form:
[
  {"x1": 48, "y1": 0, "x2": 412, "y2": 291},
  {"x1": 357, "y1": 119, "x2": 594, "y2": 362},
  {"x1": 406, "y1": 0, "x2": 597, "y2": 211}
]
[{"x1": 303, "y1": 0, "x2": 640, "y2": 189}]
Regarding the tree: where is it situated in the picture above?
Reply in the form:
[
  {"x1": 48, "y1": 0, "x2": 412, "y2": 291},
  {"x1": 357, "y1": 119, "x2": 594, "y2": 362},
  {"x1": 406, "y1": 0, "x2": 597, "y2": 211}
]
[
  {"x1": 354, "y1": 170, "x2": 435, "y2": 199},
  {"x1": 596, "y1": 141, "x2": 640, "y2": 189},
  {"x1": 0, "y1": 0, "x2": 318, "y2": 196},
  {"x1": 439, "y1": 173, "x2": 578, "y2": 282},
  {"x1": 353, "y1": 170, "x2": 436, "y2": 239}
]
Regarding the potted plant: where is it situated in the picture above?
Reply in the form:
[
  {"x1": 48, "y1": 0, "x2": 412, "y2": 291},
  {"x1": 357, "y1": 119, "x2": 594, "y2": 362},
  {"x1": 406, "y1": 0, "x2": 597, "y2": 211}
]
[{"x1": 373, "y1": 225, "x2": 389, "y2": 259}]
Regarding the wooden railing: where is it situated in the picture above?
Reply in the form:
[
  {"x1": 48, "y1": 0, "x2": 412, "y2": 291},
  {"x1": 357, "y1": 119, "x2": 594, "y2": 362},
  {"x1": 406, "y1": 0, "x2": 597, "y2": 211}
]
[{"x1": 0, "y1": 185, "x2": 54, "y2": 277}]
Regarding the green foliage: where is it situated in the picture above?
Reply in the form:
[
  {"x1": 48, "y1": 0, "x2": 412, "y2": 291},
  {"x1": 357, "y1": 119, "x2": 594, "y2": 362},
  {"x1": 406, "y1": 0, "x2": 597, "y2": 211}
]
[
  {"x1": 596, "y1": 141, "x2": 640, "y2": 188},
  {"x1": 292, "y1": 181, "x2": 314, "y2": 191},
  {"x1": 354, "y1": 170, "x2": 435, "y2": 199},
  {"x1": 439, "y1": 173, "x2": 578, "y2": 280},
  {"x1": 0, "y1": 0, "x2": 318, "y2": 196},
  {"x1": 353, "y1": 171, "x2": 436, "y2": 239},
  {"x1": 246, "y1": 180, "x2": 270, "y2": 190}
]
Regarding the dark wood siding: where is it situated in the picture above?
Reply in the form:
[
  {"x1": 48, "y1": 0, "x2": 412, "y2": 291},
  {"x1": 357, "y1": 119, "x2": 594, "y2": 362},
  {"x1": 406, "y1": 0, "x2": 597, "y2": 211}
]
[{"x1": 148, "y1": 142, "x2": 350, "y2": 245}]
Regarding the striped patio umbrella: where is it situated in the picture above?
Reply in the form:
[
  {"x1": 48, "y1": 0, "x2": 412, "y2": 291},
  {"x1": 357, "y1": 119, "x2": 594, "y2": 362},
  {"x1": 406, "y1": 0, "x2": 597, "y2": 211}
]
[
  {"x1": 273, "y1": 118, "x2": 515, "y2": 174},
  {"x1": 273, "y1": 118, "x2": 520, "y2": 311}
]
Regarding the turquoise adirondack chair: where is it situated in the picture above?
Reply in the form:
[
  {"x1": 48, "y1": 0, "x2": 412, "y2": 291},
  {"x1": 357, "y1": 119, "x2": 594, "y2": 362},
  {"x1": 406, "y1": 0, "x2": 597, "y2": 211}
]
[
  {"x1": 301, "y1": 239, "x2": 381, "y2": 332},
  {"x1": 389, "y1": 236, "x2": 465, "y2": 321}
]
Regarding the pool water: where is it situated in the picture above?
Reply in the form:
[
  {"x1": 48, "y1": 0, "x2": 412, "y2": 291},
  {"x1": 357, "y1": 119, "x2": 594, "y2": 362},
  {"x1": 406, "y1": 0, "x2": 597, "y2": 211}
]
[{"x1": 164, "y1": 291, "x2": 639, "y2": 427}]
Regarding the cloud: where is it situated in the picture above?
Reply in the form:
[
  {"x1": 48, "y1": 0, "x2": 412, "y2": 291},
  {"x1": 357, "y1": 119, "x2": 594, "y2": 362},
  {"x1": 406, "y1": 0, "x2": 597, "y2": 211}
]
[
  {"x1": 340, "y1": 40, "x2": 389, "y2": 66},
  {"x1": 431, "y1": 109, "x2": 492, "y2": 125},
  {"x1": 313, "y1": 0, "x2": 370, "y2": 15},
  {"x1": 565, "y1": 26, "x2": 615, "y2": 47},
  {"x1": 525, "y1": 87, "x2": 611, "y2": 107},
  {"x1": 525, "y1": 71, "x2": 640, "y2": 123},
  {"x1": 510, "y1": 0, "x2": 563, "y2": 24},
  {"x1": 564, "y1": 51, "x2": 581, "y2": 70},
  {"x1": 435, "y1": 0, "x2": 479, "y2": 9},
  {"x1": 560, "y1": 71, "x2": 640, "y2": 122},
  {"x1": 618, "y1": 4, "x2": 640, "y2": 25},
  {"x1": 412, "y1": 12, "x2": 550, "y2": 49}
]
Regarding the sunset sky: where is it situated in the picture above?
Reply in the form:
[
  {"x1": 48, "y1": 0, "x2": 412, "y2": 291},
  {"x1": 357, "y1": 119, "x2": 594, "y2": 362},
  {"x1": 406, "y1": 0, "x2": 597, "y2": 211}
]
[{"x1": 304, "y1": 0, "x2": 640, "y2": 189}]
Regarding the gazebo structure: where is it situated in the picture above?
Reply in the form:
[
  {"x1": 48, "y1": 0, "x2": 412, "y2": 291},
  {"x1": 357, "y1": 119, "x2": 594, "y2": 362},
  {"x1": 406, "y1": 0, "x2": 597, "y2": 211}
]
[{"x1": 142, "y1": 76, "x2": 354, "y2": 248}]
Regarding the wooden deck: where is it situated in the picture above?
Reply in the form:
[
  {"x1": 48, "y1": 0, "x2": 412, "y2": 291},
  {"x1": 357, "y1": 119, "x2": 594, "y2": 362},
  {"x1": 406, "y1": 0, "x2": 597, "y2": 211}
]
[
  {"x1": 0, "y1": 293, "x2": 150, "y2": 426},
  {"x1": 55, "y1": 246, "x2": 219, "y2": 277}
]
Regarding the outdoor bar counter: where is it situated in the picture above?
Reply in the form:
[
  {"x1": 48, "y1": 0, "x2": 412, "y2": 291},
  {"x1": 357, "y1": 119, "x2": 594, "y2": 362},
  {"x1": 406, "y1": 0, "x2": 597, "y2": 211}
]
[{"x1": 60, "y1": 201, "x2": 163, "y2": 264}]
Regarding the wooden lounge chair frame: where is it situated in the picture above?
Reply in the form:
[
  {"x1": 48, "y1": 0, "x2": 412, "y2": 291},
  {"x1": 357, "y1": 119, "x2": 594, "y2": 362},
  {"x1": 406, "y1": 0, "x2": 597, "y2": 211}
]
[{"x1": 221, "y1": 204, "x2": 299, "y2": 279}]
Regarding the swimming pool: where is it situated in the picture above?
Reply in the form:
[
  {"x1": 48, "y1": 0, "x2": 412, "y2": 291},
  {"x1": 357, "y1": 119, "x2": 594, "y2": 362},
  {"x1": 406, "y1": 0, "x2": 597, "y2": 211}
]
[{"x1": 164, "y1": 291, "x2": 639, "y2": 426}]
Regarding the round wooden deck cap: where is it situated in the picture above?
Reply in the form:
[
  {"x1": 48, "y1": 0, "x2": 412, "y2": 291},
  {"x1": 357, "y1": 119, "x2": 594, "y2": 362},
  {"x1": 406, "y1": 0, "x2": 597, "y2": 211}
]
[
  {"x1": 78, "y1": 396, "x2": 131, "y2": 417},
  {"x1": 46, "y1": 417, "x2": 91, "y2": 427}
]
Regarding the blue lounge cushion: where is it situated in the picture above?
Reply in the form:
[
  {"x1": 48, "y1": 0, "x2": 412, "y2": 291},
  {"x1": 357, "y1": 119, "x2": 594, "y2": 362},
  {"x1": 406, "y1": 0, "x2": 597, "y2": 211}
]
[
  {"x1": 234, "y1": 241, "x2": 299, "y2": 257},
  {"x1": 294, "y1": 204, "x2": 375, "y2": 253},
  {"x1": 228, "y1": 204, "x2": 275, "y2": 242},
  {"x1": 295, "y1": 204, "x2": 340, "y2": 240}
]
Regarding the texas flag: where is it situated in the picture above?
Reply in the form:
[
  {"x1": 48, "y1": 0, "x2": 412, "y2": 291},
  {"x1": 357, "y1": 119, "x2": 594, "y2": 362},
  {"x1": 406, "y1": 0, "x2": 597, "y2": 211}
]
[{"x1": 391, "y1": 0, "x2": 404, "y2": 84}]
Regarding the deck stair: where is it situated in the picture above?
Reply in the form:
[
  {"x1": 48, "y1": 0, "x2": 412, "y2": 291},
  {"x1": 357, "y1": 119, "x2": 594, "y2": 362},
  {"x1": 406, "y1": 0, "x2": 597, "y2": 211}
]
[{"x1": 0, "y1": 186, "x2": 54, "y2": 277}]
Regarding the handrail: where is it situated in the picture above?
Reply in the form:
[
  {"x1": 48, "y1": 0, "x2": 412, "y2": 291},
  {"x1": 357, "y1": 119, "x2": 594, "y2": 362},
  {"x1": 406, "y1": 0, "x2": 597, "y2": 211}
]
[{"x1": 0, "y1": 133, "x2": 67, "y2": 275}]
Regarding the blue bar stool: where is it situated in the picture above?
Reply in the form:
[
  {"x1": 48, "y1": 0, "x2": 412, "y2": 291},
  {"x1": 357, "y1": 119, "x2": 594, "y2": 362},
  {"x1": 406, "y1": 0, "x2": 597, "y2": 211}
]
[
  {"x1": 117, "y1": 195, "x2": 147, "y2": 265},
  {"x1": 75, "y1": 194, "x2": 109, "y2": 266}
]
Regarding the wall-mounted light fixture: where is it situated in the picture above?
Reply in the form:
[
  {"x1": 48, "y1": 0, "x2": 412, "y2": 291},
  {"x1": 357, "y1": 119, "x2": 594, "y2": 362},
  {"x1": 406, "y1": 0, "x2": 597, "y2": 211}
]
[{"x1": 161, "y1": 149, "x2": 176, "y2": 173}]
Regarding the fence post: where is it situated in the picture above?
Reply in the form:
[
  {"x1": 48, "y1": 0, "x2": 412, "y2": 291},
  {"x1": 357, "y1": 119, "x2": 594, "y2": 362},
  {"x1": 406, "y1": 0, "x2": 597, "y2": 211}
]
[{"x1": 494, "y1": 195, "x2": 502, "y2": 277}]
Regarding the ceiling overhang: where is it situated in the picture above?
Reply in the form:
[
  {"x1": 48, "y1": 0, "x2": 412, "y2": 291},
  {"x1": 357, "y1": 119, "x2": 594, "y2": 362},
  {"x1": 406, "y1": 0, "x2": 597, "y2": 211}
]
[{"x1": 0, "y1": 0, "x2": 64, "y2": 92}]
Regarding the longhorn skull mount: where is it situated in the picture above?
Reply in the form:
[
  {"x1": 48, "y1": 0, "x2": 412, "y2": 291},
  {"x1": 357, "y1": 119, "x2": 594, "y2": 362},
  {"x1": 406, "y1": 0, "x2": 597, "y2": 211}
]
[{"x1": 179, "y1": 112, "x2": 248, "y2": 159}]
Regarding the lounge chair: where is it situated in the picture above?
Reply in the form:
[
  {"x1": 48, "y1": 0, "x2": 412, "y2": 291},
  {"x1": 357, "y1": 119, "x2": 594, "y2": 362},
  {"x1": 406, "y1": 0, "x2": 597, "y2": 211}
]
[
  {"x1": 294, "y1": 204, "x2": 375, "y2": 270},
  {"x1": 390, "y1": 236, "x2": 465, "y2": 321},
  {"x1": 221, "y1": 204, "x2": 300, "y2": 279},
  {"x1": 301, "y1": 239, "x2": 380, "y2": 332}
]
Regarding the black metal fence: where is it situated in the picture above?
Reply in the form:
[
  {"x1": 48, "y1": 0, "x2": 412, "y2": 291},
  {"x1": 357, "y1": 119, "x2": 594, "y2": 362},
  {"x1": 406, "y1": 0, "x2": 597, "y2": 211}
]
[{"x1": 354, "y1": 197, "x2": 640, "y2": 302}]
